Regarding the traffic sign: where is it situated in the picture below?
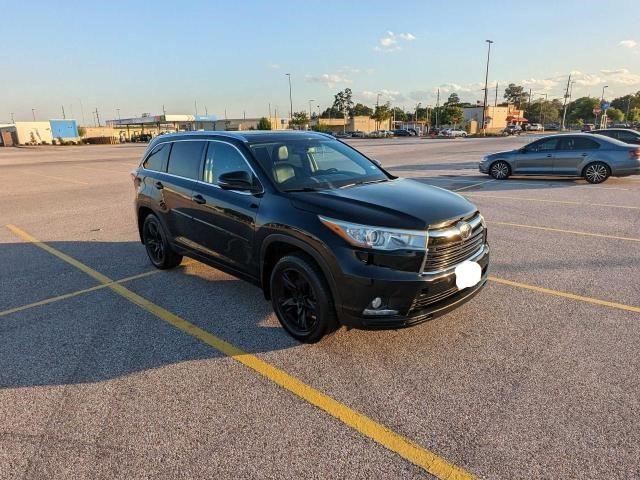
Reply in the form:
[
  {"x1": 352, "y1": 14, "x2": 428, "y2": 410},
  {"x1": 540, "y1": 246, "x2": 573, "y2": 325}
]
[
  {"x1": 601, "y1": 102, "x2": 610, "y2": 110},
  {"x1": 593, "y1": 107, "x2": 602, "y2": 115}
]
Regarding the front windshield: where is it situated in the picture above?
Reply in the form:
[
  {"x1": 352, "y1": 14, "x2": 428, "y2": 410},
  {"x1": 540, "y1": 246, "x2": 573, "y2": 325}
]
[{"x1": 249, "y1": 138, "x2": 388, "y2": 191}]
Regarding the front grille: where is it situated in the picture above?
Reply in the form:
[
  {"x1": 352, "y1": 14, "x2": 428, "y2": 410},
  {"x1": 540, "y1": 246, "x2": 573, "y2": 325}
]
[
  {"x1": 410, "y1": 285, "x2": 459, "y2": 310},
  {"x1": 423, "y1": 213, "x2": 485, "y2": 273}
]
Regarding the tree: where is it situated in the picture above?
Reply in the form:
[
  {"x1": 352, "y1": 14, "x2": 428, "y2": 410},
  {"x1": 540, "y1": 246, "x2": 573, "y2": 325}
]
[
  {"x1": 256, "y1": 117, "x2": 271, "y2": 130},
  {"x1": 320, "y1": 106, "x2": 343, "y2": 119},
  {"x1": 504, "y1": 83, "x2": 529, "y2": 108},
  {"x1": 289, "y1": 111, "x2": 309, "y2": 128},
  {"x1": 525, "y1": 99, "x2": 560, "y2": 124},
  {"x1": 610, "y1": 91, "x2": 640, "y2": 115},
  {"x1": 605, "y1": 107, "x2": 624, "y2": 122},
  {"x1": 372, "y1": 102, "x2": 392, "y2": 129},
  {"x1": 440, "y1": 105, "x2": 464, "y2": 126},
  {"x1": 567, "y1": 96, "x2": 599, "y2": 123},
  {"x1": 332, "y1": 88, "x2": 354, "y2": 117},
  {"x1": 445, "y1": 93, "x2": 460, "y2": 106},
  {"x1": 351, "y1": 103, "x2": 373, "y2": 117},
  {"x1": 391, "y1": 107, "x2": 408, "y2": 121}
]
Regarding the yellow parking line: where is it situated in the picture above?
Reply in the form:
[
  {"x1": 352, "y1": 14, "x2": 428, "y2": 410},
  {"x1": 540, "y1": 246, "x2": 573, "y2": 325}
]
[
  {"x1": 5, "y1": 224, "x2": 474, "y2": 480},
  {"x1": 488, "y1": 276, "x2": 640, "y2": 314},
  {"x1": 0, "y1": 270, "x2": 159, "y2": 318},
  {"x1": 488, "y1": 221, "x2": 640, "y2": 243},
  {"x1": 453, "y1": 180, "x2": 494, "y2": 192},
  {"x1": 464, "y1": 193, "x2": 640, "y2": 210}
]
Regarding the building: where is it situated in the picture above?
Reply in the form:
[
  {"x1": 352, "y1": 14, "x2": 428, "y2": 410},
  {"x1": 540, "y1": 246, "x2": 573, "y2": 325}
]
[
  {"x1": 463, "y1": 104, "x2": 526, "y2": 133},
  {"x1": 0, "y1": 124, "x2": 17, "y2": 147},
  {"x1": 50, "y1": 119, "x2": 79, "y2": 140},
  {"x1": 14, "y1": 122, "x2": 54, "y2": 144},
  {"x1": 314, "y1": 115, "x2": 391, "y2": 134}
]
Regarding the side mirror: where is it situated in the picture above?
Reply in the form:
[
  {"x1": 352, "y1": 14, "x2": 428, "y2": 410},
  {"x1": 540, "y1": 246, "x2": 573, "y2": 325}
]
[
  {"x1": 218, "y1": 170, "x2": 258, "y2": 192},
  {"x1": 371, "y1": 158, "x2": 382, "y2": 167},
  {"x1": 518, "y1": 147, "x2": 527, "y2": 153}
]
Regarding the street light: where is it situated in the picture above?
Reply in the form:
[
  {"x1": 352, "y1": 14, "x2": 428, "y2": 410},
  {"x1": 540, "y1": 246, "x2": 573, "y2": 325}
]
[
  {"x1": 116, "y1": 108, "x2": 121, "y2": 122},
  {"x1": 533, "y1": 92, "x2": 548, "y2": 130},
  {"x1": 31, "y1": 108, "x2": 36, "y2": 121},
  {"x1": 599, "y1": 85, "x2": 609, "y2": 127},
  {"x1": 308, "y1": 99, "x2": 315, "y2": 122},
  {"x1": 481, "y1": 40, "x2": 494, "y2": 134},
  {"x1": 285, "y1": 73, "x2": 293, "y2": 121}
]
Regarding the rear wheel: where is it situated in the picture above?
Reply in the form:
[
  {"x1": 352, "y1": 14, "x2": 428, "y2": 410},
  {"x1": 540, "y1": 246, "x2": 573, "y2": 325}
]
[
  {"x1": 489, "y1": 160, "x2": 511, "y2": 180},
  {"x1": 583, "y1": 162, "x2": 610, "y2": 184},
  {"x1": 142, "y1": 214, "x2": 182, "y2": 269},
  {"x1": 270, "y1": 253, "x2": 338, "y2": 343}
]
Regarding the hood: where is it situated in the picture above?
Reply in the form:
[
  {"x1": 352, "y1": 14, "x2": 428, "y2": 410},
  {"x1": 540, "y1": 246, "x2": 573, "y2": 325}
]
[
  {"x1": 487, "y1": 149, "x2": 517, "y2": 158},
  {"x1": 289, "y1": 178, "x2": 477, "y2": 230}
]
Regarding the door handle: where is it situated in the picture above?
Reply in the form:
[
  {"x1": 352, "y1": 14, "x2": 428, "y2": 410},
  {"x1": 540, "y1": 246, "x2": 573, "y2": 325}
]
[
  {"x1": 546, "y1": 154, "x2": 552, "y2": 157},
  {"x1": 154, "y1": 181, "x2": 164, "y2": 190},
  {"x1": 581, "y1": 153, "x2": 588, "y2": 156},
  {"x1": 192, "y1": 194, "x2": 206, "y2": 205}
]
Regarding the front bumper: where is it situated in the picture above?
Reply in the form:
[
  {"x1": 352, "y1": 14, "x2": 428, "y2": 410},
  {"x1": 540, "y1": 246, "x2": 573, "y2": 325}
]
[
  {"x1": 337, "y1": 244, "x2": 490, "y2": 329},
  {"x1": 479, "y1": 162, "x2": 489, "y2": 173}
]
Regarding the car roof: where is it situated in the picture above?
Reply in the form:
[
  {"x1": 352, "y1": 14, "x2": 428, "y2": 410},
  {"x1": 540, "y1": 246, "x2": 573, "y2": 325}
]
[
  {"x1": 533, "y1": 132, "x2": 630, "y2": 147},
  {"x1": 592, "y1": 128, "x2": 639, "y2": 133},
  {"x1": 148, "y1": 130, "x2": 335, "y2": 148}
]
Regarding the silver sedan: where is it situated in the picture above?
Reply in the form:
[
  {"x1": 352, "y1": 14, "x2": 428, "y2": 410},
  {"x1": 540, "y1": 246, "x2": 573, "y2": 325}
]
[{"x1": 479, "y1": 133, "x2": 640, "y2": 183}]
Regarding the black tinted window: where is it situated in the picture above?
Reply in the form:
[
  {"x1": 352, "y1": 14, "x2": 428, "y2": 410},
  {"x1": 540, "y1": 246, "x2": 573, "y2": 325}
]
[
  {"x1": 203, "y1": 142, "x2": 252, "y2": 184},
  {"x1": 167, "y1": 141, "x2": 205, "y2": 179},
  {"x1": 527, "y1": 138, "x2": 558, "y2": 152},
  {"x1": 559, "y1": 137, "x2": 600, "y2": 150},
  {"x1": 143, "y1": 143, "x2": 170, "y2": 171},
  {"x1": 617, "y1": 131, "x2": 640, "y2": 143}
]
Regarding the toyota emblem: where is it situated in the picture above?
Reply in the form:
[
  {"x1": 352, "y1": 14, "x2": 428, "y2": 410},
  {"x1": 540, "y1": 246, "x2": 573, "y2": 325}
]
[{"x1": 458, "y1": 221, "x2": 472, "y2": 240}]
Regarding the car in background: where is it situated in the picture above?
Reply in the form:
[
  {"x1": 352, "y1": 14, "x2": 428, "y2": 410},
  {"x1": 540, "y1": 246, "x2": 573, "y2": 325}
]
[
  {"x1": 440, "y1": 128, "x2": 467, "y2": 138},
  {"x1": 581, "y1": 123, "x2": 596, "y2": 132},
  {"x1": 370, "y1": 130, "x2": 392, "y2": 138},
  {"x1": 612, "y1": 123, "x2": 631, "y2": 128},
  {"x1": 545, "y1": 123, "x2": 560, "y2": 131},
  {"x1": 392, "y1": 129, "x2": 412, "y2": 137},
  {"x1": 589, "y1": 128, "x2": 640, "y2": 145},
  {"x1": 351, "y1": 131, "x2": 366, "y2": 138},
  {"x1": 479, "y1": 133, "x2": 640, "y2": 183},
  {"x1": 407, "y1": 128, "x2": 419, "y2": 136},
  {"x1": 502, "y1": 125, "x2": 523, "y2": 136},
  {"x1": 526, "y1": 123, "x2": 544, "y2": 131},
  {"x1": 333, "y1": 132, "x2": 351, "y2": 139},
  {"x1": 134, "y1": 130, "x2": 489, "y2": 342}
]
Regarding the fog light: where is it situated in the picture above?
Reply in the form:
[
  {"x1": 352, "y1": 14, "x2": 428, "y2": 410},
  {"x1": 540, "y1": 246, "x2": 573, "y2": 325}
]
[{"x1": 371, "y1": 297, "x2": 382, "y2": 309}]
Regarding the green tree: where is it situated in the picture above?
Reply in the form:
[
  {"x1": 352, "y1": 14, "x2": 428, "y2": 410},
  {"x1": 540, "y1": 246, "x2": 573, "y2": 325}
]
[
  {"x1": 320, "y1": 106, "x2": 343, "y2": 119},
  {"x1": 525, "y1": 100, "x2": 560, "y2": 124},
  {"x1": 256, "y1": 117, "x2": 271, "y2": 130},
  {"x1": 351, "y1": 103, "x2": 373, "y2": 117},
  {"x1": 605, "y1": 107, "x2": 624, "y2": 122},
  {"x1": 372, "y1": 102, "x2": 392, "y2": 129},
  {"x1": 332, "y1": 88, "x2": 354, "y2": 117},
  {"x1": 289, "y1": 111, "x2": 309, "y2": 128},
  {"x1": 567, "y1": 96, "x2": 599, "y2": 123},
  {"x1": 610, "y1": 91, "x2": 640, "y2": 115},
  {"x1": 391, "y1": 107, "x2": 408, "y2": 121},
  {"x1": 504, "y1": 83, "x2": 529, "y2": 108},
  {"x1": 440, "y1": 105, "x2": 464, "y2": 125},
  {"x1": 445, "y1": 93, "x2": 460, "y2": 106}
]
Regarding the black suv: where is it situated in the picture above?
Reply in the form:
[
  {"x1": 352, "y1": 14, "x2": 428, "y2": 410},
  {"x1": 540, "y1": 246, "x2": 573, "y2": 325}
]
[{"x1": 133, "y1": 131, "x2": 489, "y2": 342}]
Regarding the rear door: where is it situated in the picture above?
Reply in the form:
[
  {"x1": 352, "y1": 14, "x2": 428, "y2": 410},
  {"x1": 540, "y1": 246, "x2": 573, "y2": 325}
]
[
  {"x1": 514, "y1": 137, "x2": 558, "y2": 173},
  {"x1": 554, "y1": 136, "x2": 600, "y2": 175},
  {"x1": 189, "y1": 140, "x2": 261, "y2": 276},
  {"x1": 157, "y1": 140, "x2": 206, "y2": 239}
]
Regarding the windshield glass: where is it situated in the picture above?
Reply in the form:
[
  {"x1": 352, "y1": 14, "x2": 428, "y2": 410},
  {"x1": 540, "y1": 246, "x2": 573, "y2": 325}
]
[{"x1": 249, "y1": 138, "x2": 388, "y2": 191}]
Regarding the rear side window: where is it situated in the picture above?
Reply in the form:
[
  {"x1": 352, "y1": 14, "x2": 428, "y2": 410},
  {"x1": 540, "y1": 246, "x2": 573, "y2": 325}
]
[
  {"x1": 527, "y1": 138, "x2": 558, "y2": 152},
  {"x1": 617, "y1": 131, "x2": 640, "y2": 143},
  {"x1": 559, "y1": 137, "x2": 600, "y2": 150},
  {"x1": 167, "y1": 141, "x2": 205, "y2": 179},
  {"x1": 203, "y1": 141, "x2": 252, "y2": 184},
  {"x1": 143, "y1": 143, "x2": 170, "y2": 171}
]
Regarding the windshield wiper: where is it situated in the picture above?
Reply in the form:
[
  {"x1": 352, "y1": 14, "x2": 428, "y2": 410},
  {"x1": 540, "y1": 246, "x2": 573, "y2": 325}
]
[
  {"x1": 339, "y1": 178, "x2": 388, "y2": 189},
  {"x1": 282, "y1": 186, "x2": 323, "y2": 192}
]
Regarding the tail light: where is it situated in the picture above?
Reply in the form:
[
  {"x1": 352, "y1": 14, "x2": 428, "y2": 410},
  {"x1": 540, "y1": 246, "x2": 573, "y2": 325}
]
[{"x1": 629, "y1": 148, "x2": 640, "y2": 159}]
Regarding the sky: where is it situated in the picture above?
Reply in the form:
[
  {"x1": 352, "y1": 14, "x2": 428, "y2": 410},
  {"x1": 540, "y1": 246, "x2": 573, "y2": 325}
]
[{"x1": 2, "y1": 0, "x2": 640, "y2": 123}]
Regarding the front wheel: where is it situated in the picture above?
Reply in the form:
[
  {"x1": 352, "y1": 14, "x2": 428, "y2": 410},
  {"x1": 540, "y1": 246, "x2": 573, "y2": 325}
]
[
  {"x1": 489, "y1": 160, "x2": 511, "y2": 180},
  {"x1": 270, "y1": 253, "x2": 338, "y2": 343},
  {"x1": 583, "y1": 162, "x2": 610, "y2": 184}
]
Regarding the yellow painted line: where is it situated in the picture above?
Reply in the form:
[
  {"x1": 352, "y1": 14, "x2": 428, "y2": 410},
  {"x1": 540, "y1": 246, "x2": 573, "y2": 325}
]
[
  {"x1": 464, "y1": 193, "x2": 640, "y2": 210},
  {"x1": 488, "y1": 276, "x2": 640, "y2": 314},
  {"x1": 5, "y1": 224, "x2": 474, "y2": 480},
  {"x1": 0, "y1": 269, "x2": 160, "y2": 318},
  {"x1": 453, "y1": 179, "x2": 494, "y2": 192},
  {"x1": 488, "y1": 221, "x2": 640, "y2": 243},
  {"x1": 22, "y1": 170, "x2": 89, "y2": 186}
]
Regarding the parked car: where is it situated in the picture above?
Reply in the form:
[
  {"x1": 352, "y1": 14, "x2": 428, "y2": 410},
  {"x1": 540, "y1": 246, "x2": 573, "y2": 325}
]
[
  {"x1": 526, "y1": 123, "x2": 544, "y2": 131},
  {"x1": 440, "y1": 128, "x2": 467, "y2": 138},
  {"x1": 392, "y1": 129, "x2": 412, "y2": 137},
  {"x1": 134, "y1": 131, "x2": 489, "y2": 342},
  {"x1": 544, "y1": 123, "x2": 560, "y2": 131},
  {"x1": 369, "y1": 130, "x2": 390, "y2": 138},
  {"x1": 131, "y1": 133, "x2": 153, "y2": 143},
  {"x1": 333, "y1": 132, "x2": 351, "y2": 139},
  {"x1": 479, "y1": 133, "x2": 640, "y2": 183},
  {"x1": 407, "y1": 128, "x2": 419, "y2": 136},
  {"x1": 581, "y1": 123, "x2": 596, "y2": 132},
  {"x1": 502, "y1": 125, "x2": 523, "y2": 136},
  {"x1": 589, "y1": 128, "x2": 640, "y2": 145},
  {"x1": 351, "y1": 131, "x2": 366, "y2": 138}
]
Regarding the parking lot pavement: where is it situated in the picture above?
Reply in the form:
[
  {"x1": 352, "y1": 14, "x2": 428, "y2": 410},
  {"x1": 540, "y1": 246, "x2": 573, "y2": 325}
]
[{"x1": 1, "y1": 140, "x2": 639, "y2": 479}]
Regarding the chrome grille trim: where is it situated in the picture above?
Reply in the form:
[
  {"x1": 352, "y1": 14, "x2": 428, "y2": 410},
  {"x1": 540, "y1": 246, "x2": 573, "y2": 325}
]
[{"x1": 423, "y1": 213, "x2": 485, "y2": 273}]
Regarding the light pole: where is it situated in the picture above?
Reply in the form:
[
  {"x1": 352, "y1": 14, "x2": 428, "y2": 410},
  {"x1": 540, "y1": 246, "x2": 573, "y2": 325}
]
[
  {"x1": 600, "y1": 85, "x2": 608, "y2": 128},
  {"x1": 285, "y1": 73, "x2": 293, "y2": 121},
  {"x1": 308, "y1": 99, "x2": 314, "y2": 124},
  {"x1": 31, "y1": 109, "x2": 36, "y2": 121},
  {"x1": 116, "y1": 108, "x2": 121, "y2": 122},
  {"x1": 533, "y1": 93, "x2": 547, "y2": 130},
  {"x1": 10, "y1": 112, "x2": 14, "y2": 123},
  {"x1": 481, "y1": 40, "x2": 494, "y2": 134}
]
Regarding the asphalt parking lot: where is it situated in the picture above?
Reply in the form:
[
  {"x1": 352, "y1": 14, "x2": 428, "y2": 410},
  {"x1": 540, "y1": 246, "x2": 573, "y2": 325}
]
[{"x1": 1, "y1": 136, "x2": 639, "y2": 479}]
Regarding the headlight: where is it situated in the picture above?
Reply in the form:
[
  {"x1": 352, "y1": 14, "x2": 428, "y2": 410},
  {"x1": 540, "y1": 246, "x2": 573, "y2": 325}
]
[{"x1": 319, "y1": 216, "x2": 428, "y2": 251}]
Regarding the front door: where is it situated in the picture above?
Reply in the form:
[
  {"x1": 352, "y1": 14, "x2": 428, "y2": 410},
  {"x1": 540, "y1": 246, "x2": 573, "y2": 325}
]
[
  {"x1": 514, "y1": 137, "x2": 558, "y2": 174},
  {"x1": 554, "y1": 136, "x2": 600, "y2": 175},
  {"x1": 189, "y1": 140, "x2": 261, "y2": 277}
]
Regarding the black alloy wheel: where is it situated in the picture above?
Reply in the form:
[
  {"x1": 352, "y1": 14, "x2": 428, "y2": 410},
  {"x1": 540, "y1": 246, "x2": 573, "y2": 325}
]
[
  {"x1": 270, "y1": 254, "x2": 338, "y2": 343},
  {"x1": 142, "y1": 214, "x2": 182, "y2": 269}
]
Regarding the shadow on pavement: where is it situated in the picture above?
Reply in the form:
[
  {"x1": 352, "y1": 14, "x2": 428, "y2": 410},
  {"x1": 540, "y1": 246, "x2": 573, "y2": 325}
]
[{"x1": 0, "y1": 241, "x2": 300, "y2": 390}]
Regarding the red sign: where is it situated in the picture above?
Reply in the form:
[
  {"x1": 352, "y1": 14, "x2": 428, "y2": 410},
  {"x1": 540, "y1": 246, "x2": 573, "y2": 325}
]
[{"x1": 593, "y1": 107, "x2": 602, "y2": 115}]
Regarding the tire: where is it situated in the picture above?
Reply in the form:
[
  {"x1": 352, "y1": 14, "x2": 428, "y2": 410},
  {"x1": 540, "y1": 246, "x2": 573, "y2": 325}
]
[
  {"x1": 489, "y1": 160, "x2": 511, "y2": 180},
  {"x1": 583, "y1": 162, "x2": 610, "y2": 184},
  {"x1": 270, "y1": 253, "x2": 338, "y2": 343},
  {"x1": 142, "y1": 214, "x2": 182, "y2": 269}
]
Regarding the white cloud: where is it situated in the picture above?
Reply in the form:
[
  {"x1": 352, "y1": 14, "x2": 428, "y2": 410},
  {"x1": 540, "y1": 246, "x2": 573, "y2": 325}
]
[
  {"x1": 360, "y1": 89, "x2": 406, "y2": 103},
  {"x1": 521, "y1": 77, "x2": 559, "y2": 91},
  {"x1": 268, "y1": 63, "x2": 280, "y2": 69},
  {"x1": 619, "y1": 40, "x2": 637, "y2": 49},
  {"x1": 305, "y1": 73, "x2": 352, "y2": 88},
  {"x1": 375, "y1": 31, "x2": 416, "y2": 52}
]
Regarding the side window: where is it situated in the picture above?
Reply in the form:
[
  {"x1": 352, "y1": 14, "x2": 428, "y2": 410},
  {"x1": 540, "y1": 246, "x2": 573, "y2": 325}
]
[
  {"x1": 618, "y1": 131, "x2": 639, "y2": 143},
  {"x1": 572, "y1": 137, "x2": 600, "y2": 150},
  {"x1": 203, "y1": 142, "x2": 252, "y2": 185},
  {"x1": 143, "y1": 143, "x2": 170, "y2": 171},
  {"x1": 167, "y1": 141, "x2": 205, "y2": 179},
  {"x1": 528, "y1": 138, "x2": 557, "y2": 152}
]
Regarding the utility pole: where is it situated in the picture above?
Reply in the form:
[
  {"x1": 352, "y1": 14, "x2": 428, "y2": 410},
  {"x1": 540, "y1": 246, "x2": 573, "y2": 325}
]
[
  {"x1": 194, "y1": 100, "x2": 198, "y2": 117},
  {"x1": 61, "y1": 105, "x2": 66, "y2": 119},
  {"x1": 561, "y1": 74, "x2": 571, "y2": 131},
  {"x1": 117, "y1": 108, "x2": 121, "y2": 121},
  {"x1": 95, "y1": 108, "x2": 101, "y2": 127},
  {"x1": 494, "y1": 82, "x2": 498, "y2": 107},
  {"x1": 79, "y1": 99, "x2": 85, "y2": 125},
  {"x1": 285, "y1": 73, "x2": 293, "y2": 120},
  {"x1": 308, "y1": 99, "x2": 315, "y2": 121},
  {"x1": 481, "y1": 40, "x2": 494, "y2": 134},
  {"x1": 625, "y1": 97, "x2": 631, "y2": 122},
  {"x1": 268, "y1": 102, "x2": 272, "y2": 119},
  {"x1": 10, "y1": 112, "x2": 14, "y2": 123},
  {"x1": 31, "y1": 109, "x2": 36, "y2": 121},
  {"x1": 162, "y1": 104, "x2": 166, "y2": 116},
  {"x1": 435, "y1": 88, "x2": 440, "y2": 128}
]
